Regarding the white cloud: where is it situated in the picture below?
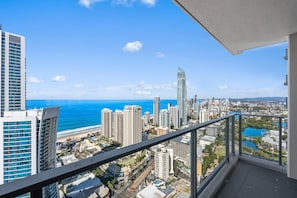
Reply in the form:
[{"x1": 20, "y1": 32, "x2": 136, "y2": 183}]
[
  {"x1": 28, "y1": 76, "x2": 42, "y2": 83},
  {"x1": 136, "y1": 90, "x2": 151, "y2": 95},
  {"x1": 79, "y1": 0, "x2": 105, "y2": 8},
  {"x1": 218, "y1": 85, "x2": 228, "y2": 90},
  {"x1": 122, "y1": 41, "x2": 142, "y2": 52},
  {"x1": 156, "y1": 51, "x2": 165, "y2": 58},
  {"x1": 112, "y1": 0, "x2": 136, "y2": 6},
  {"x1": 80, "y1": 0, "x2": 157, "y2": 8},
  {"x1": 75, "y1": 83, "x2": 85, "y2": 88},
  {"x1": 141, "y1": 0, "x2": 156, "y2": 6},
  {"x1": 52, "y1": 75, "x2": 66, "y2": 82}
]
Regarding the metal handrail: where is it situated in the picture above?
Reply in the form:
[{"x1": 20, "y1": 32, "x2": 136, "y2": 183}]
[
  {"x1": 0, "y1": 114, "x2": 234, "y2": 198},
  {"x1": 0, "y1": 113, "x2": 285, "y2": 198}
]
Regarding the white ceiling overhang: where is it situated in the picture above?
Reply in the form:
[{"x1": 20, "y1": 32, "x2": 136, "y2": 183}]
[{"x1": 174, "y1": 0, "x2": 297, "y2": 54}]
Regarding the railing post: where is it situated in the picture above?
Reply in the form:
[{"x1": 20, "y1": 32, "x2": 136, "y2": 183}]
[
  {"x1": 31, "y1": 188, "x2": 42, "y2": 198},
  {"x1": 231, "y1": 115, "x2": 235, "y2": 155},
  {"x1": 239, "y1": 115, "x2": 242, "y2": 156},
  {"x1": 226, "y1": 117, "x2": 230, "y2": 162},
  {"x1": 279, "y1": 117, "x2": 283, "y2": 166},
  {"x1": 191, "y1": 129, "x2": 197, "y2": 198}
]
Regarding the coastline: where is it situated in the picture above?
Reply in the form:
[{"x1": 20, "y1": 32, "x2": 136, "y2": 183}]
[{"x1": 57, "y1": 125, "x2": 101, "y2": 142}]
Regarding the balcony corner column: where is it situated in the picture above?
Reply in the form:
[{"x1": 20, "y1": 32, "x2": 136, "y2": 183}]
[{"x1": 288, "y1": 32, "x2": 297, "y2": 180}]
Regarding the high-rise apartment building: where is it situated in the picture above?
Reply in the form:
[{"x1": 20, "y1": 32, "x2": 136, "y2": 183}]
[
  {"x1": 177, "y1": 67, "x2": 187, "y2": 126},
  {"x1": 159, "y1": 109, "x2": 170, "y2": 128},
  {"x1": 170, "y1": 105, "x2": 180, "y2": 129},
  {"x1": 0, "y1": 27, "x2": 26, "y2": 116},
  {"x1": 123, "y1": 105, "x2": 142, "y2": 147},
  {"x1": 200, "y1": 109, "x2": 210, "y2": 123},
  {"x1": 113, "y1": 110, "x2": 124, "y2": 145},
  {"x1": 101, "y1": 108, "x2": 113, "y2": 138},
  {"x1": 0, "y1": 107, "x2": 60, "y2": 197},
  {"x1": 153, "y1": 97, "x2": 160, "y2": 126},
  {"x1": 154, "y1": 146, "x2": 174, "y2": 181}
]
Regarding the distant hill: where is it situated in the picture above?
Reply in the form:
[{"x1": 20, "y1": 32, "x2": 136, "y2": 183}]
[{"x1": 230, "y1": 97, "x2": 286, "y2": 103}]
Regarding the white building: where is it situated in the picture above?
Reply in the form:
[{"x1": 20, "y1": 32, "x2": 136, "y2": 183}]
[
  {"x1": 137, "y1": 185, "x2": 166, "y2": 198},
  {"x1": 0, "y1": 107, "x2": 60, "y2": 197},
  {"x1": 143, "y1": 111, "x2": 150, "y2": 126},
  {"x1": 155, "y1": 147, "x2": 171, "y2": 181},
  {"x1": 154, "y1": 97, "x2": 160, "y2": 126},
  {"x1": 101, "y1": 108, "x2": 113, "y2": 138},
  {"x1": 159, "y1": 109, "x2": 170, "y2": 128},
  {"x1": 0, "y1": 27, "x2": 26, "y2": 116},
  {"x1": 177, "y1": 68, "x2": 188, "y2": 126},
  {"x1": 113, "y1": 110, "x2": 124, "y2": 144},
  {"x1": 199, "y1": 109, "x2": 210, "y2": 123},
  {"x1": 170, "y1": 105, "x2": 180, "y2": 129},
  {"x1": 123, "y1": 105, "x2": 142, "y2": 147},
  {"x1": 193, "y1": 102, "x2": 200, "y2": 120}
]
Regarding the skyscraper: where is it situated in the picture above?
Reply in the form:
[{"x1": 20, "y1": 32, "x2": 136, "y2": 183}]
[
  {"x1": 170, "y1": 105, "x2": 180, "y2": 129},
  {"x1": 0, "y1": 27, "x2": 26, "y2": 116},
  {"x1": 177, "y1": 67, "x2": 187, "y2": 125},
  {"x1": 0, "y1": 107, "x2": 60, "y2": 197},
  {"x1": 113, "y1": 110, "x2": 124, "y2": 145},
  {"x1": 101, "y1": 108, "x2": 113, "y2": 138},
  {"x1": 0, "y1": 27, "x2": 59, "y2": 198},
  {"x1": 123, "y1": 105, "x2": 142, "y2": 147},
  {"x1": 153, "y1": 97, "x2": 160, "y2": 126},
  {"x1": 159, "y1": 109, "x2": 170, "y2": 128}
]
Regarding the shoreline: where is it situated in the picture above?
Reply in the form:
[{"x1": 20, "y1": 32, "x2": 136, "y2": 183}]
[{"x1": 57, "y1": 125, "x2": 101, "y2": 142}]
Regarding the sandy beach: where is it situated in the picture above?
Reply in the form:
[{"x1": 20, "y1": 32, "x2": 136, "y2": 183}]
[{"x1": 57, "y1": 125, "x2": 101, "y2": 143}]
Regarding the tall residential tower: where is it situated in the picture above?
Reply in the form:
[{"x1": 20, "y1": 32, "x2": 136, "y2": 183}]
[
  {"x1": 177, "y1": 67, "x2": 187, "y2": 125},
  {"x1": 113, "y1": 110, "x2": 124, "y2": 145},
  {"x1": 123, "y1": 105, "x2": 142, "y2": 147},
  {"x1": 153, "y1": 97, "x2": 160, "y2": 126},
  {"x1": 0, "y1": 27, "x2": 26, "y2": 116},
  {"x1": 0, "y1": 107, "x2": 60, "y2": 197},
  {"x1": 101, "y1": 108, "x2": 113, "y2": 138}
]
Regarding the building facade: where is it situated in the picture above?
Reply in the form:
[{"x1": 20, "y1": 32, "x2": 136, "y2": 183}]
[
  {"x1": 101, "y1": 108, "x2": 113, "y2": 138},
  {"x1": 0, "y1": 107, "x2": 60, "y2": 197},
  {"x1": 159, "y1": 109, "x2": 170, "y2": 128},
  {"x1": 153, "y1": 97, "x2": 160, "y2": 126},
  {"x1": 113, "y1": 110, "x2": 124, "y2": 145},
  {"x1": 123, "y1": 105, "x2": 142, "y2": 147},
  {"x1": 177, "y1": 68, "x2": 187, "y2": 126},
  {"x1": 170, "y1": 105, "x2": 180, "y2": 129},
  {"x1": 0, "y1": 27, "x2": 26, "y2": 116},
  {"x1": 155, "y1": 147, "x2": 170, "y2": 181}
]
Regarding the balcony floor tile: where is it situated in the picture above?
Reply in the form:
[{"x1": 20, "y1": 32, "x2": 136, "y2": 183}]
[{"x1": 215, "y1": 160, "x2": 297, "y2": 198}]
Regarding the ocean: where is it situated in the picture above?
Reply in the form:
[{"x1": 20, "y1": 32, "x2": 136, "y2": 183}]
[{"x1": 26, "y1": 99, "x2": 177, "y2": 132}]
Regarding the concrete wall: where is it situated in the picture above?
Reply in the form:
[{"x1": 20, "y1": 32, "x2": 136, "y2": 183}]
[{"x1": 288, "y1": 32, "x2": 297, "y2": 179}]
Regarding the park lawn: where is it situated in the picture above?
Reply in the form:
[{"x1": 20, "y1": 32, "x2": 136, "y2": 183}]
[{"x1": 215, "y1": 146, "x2": 226, "y2": 157}]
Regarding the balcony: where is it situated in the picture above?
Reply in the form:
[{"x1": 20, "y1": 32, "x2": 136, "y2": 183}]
[{"x1": 1, "y1": 113, "x2": 296, "y2": 197}]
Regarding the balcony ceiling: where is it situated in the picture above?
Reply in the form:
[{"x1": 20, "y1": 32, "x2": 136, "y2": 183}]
[{"x1": 174, "y1": 0, "x2": 297, "y2": 54}]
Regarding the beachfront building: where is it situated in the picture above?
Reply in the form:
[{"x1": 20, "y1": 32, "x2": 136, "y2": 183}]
[
  {"x1": 143, "y1": 111, "x2": 150, "y2": 127},
  {"x1": 0, "y1": 26, "x2": 26, "y2": 116},
  {"x1": 0, "y1": 107, "x2": 60, "y2": 197},
  {"x1": 113, "y1": 110, "x2": 124, "y2": 145},
  {"x1": 123, "y1": 105, "x2": 142, "y2": 147},
  {"x1": 153, "y1": 97, "x2": 160, "y2": 126},
  {"x1": 101, "y1": 108, "x2": 113, "y2": 139},
  {"x1": 177, "y1": 68, "x2": 187, "y2": 126}
]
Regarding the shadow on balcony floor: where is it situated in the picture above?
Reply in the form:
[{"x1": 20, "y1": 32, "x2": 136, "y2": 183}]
[{"x1": 214, "y1": 159, "x2": 297, "y2": 198}]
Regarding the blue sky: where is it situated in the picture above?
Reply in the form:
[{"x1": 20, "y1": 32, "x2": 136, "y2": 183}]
[{"x1": 0, "y1": 0, "x2": 288, "y2": 100}]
